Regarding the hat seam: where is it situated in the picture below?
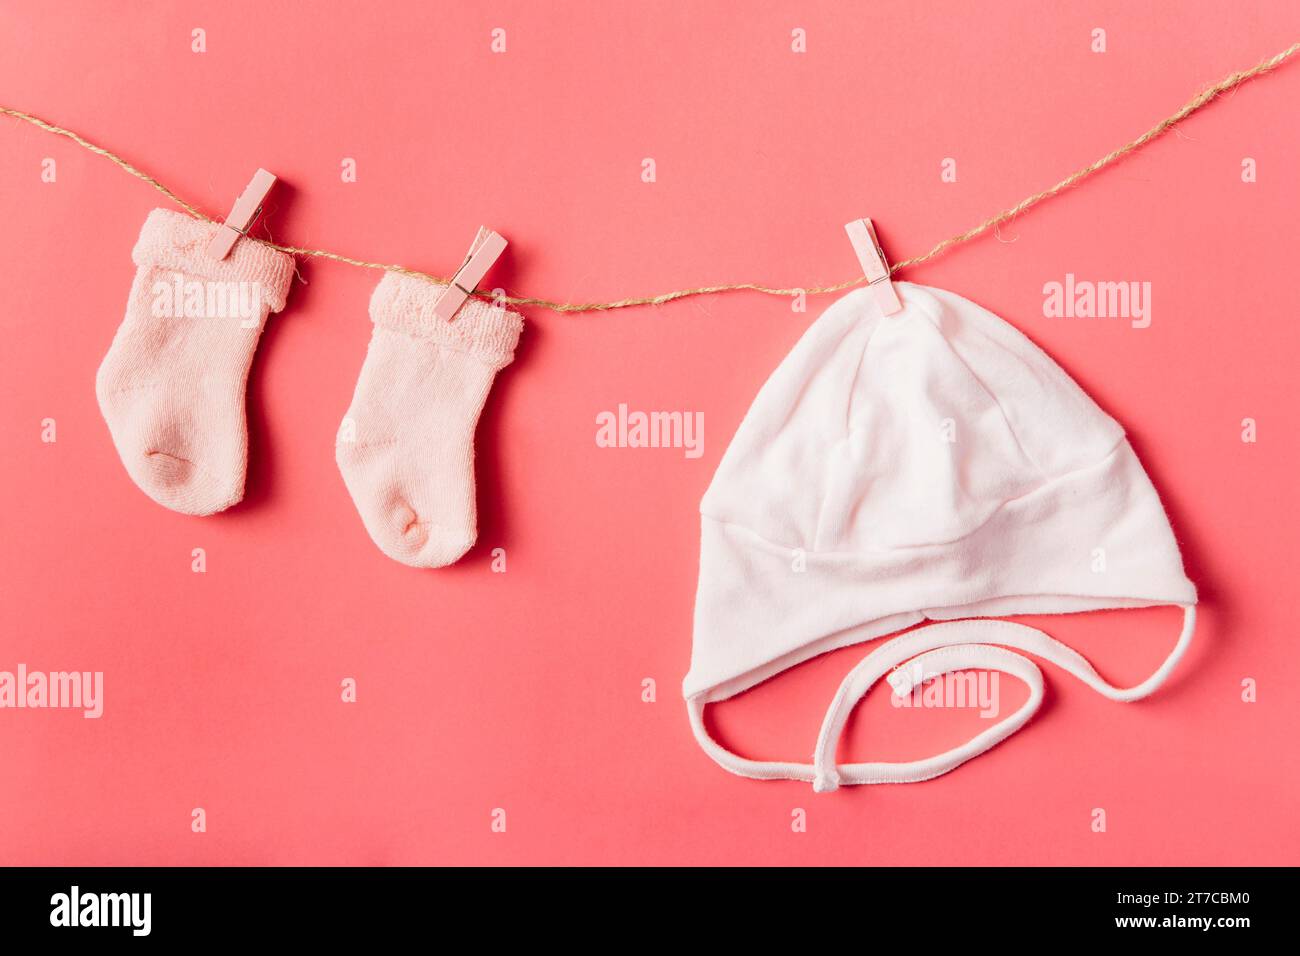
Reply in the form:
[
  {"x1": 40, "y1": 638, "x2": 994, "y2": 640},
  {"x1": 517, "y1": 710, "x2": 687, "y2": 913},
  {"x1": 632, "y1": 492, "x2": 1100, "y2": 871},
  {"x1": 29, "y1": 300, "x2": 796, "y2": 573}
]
[
  {"x1": 841, "y1": 310, "x2": 884, "y2": 434},
  {"x1": 943, "y1": 332, "x2": 1051, "y2": 482},
  {"x1": 928, "y1": 283, "x2": 1127, "y2": 471},
  {"x1": 825, "y1": 288, "x2": 1053, "y2": 551},
  {"x1": 928, "y1": 322, "x2": 1056, "y2": 486},
  {"x1": 688, "y1": 593, "x2": 1194, "y2": 704},
  {"x1": 702, "y1": 432, "x2": 1130, "y2": 556}
]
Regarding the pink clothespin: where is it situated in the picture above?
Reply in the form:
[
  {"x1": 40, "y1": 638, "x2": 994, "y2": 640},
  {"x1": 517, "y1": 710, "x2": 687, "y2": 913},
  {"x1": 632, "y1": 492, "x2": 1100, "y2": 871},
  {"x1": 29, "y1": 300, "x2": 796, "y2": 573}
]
[
  {"x1": 433, "y1": 227, "x2": 509, "y2": 322},
  {"x1": 845, "y1": 218, "x2": 903, "y2": 315},
  {"x1": 206, "y1": 169, "x2": 277, "y2": 260}
]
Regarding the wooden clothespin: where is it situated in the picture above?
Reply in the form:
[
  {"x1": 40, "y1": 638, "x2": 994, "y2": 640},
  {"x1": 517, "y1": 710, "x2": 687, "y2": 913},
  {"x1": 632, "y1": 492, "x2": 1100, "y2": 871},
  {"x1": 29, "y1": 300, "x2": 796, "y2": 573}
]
[
  {"x1": 433, "y1": 227, "x2": 509, "y2": 322},
  {"x1": 845, "y1": 218, "x2": 903, "y2": 316},
  {"x1": 206, "y1": 169, "x2": 277, "y2": 260}
]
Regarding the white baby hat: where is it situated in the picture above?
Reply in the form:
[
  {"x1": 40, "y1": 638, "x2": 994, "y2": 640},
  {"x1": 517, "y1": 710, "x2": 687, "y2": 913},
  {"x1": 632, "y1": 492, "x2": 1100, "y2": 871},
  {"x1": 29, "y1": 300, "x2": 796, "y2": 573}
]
[{"x1": 685, "y1": 281, "x2": 1197, "y2": 791}]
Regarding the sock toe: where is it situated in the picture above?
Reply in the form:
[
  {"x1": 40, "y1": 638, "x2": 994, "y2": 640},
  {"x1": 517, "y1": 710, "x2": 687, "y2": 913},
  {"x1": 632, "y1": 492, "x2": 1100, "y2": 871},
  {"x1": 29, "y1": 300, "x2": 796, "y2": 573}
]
[
  {"x1": 376, "y1": 500, "x2": 474, "y2": 568},
  {"x1": 98, "y1": 377, "x2": 248, "y2": 516},
  {"x1": 129, "y1": 448, "x2": 243, "y2": 516},
  {"x1": 143, "y1": 449, "x2": 196, "y2": 485}
]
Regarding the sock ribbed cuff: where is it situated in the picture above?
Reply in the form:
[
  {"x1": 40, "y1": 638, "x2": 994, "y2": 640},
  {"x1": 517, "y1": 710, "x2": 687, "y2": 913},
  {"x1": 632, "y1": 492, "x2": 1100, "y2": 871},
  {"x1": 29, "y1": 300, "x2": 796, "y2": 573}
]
[
  {"x1": 131, "y1": 208, "x2": 296, "y2": 313},
  {"x1": 369, "y1": 272, "x2": 523, "y2": 366}
]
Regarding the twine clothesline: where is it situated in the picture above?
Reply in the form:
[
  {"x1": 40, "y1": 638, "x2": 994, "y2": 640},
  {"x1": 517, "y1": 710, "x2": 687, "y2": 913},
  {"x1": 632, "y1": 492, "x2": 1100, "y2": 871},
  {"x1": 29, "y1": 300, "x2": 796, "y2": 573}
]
[{"x1": 3, "y1": 39, "x2": 1298, "y2": 314}]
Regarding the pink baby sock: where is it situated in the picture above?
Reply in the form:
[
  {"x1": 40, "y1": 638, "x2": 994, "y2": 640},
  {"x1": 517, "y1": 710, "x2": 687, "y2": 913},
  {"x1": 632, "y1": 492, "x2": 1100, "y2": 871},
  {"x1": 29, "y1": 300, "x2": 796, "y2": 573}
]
[
  {"x1": 96, "y1": 209, "x2": 295, "y2": 515},
  {"x1": 336, "y1": 273, "x2": 523, "y2": 568}
]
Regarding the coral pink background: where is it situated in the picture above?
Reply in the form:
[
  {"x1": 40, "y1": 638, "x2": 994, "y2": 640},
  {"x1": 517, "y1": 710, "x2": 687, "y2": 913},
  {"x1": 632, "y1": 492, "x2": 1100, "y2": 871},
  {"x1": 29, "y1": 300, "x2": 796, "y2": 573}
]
[{"x1": 2, "y1": 1, "x2": 1298, "y2": 866}]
